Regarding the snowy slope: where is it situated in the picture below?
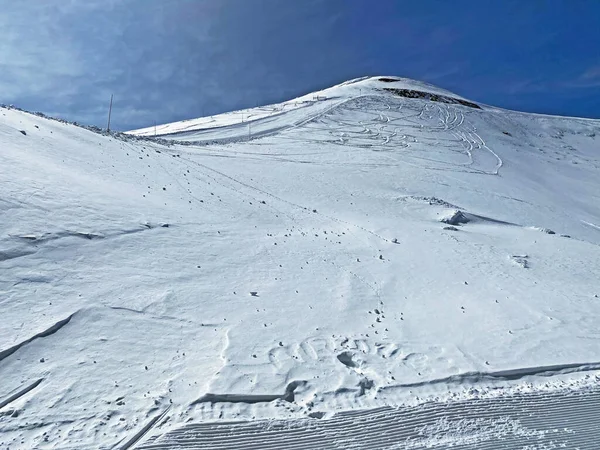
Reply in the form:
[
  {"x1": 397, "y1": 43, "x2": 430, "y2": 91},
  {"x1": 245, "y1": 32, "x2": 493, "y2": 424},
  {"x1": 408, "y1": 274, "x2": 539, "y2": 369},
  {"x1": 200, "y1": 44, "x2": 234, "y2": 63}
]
[
  {"x1": 127, "y1": 76, "x2": 473, "y2": 143},
  {"x1": 1, "y1": 76, "x2": 600, "y2": 449}
]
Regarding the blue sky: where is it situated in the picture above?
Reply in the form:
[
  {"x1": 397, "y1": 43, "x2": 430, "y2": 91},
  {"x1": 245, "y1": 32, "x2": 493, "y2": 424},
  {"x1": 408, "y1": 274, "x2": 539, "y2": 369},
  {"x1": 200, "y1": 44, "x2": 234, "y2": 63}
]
[{"x1": 1, "y1": 0, "x2": 599, "y2": 130}]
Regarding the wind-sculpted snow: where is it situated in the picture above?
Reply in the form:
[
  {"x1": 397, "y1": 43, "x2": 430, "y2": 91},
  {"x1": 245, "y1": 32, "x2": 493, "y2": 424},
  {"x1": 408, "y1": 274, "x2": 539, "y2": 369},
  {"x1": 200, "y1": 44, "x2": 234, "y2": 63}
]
[{"x1": 1, "y1": 76, "x2": 599, "y2": 448}]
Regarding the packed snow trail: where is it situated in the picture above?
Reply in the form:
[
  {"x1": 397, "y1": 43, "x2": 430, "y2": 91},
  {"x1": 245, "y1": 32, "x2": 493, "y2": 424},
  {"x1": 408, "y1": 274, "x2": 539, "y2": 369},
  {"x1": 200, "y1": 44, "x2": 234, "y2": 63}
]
[{"x1": 137, "y1": 384, "x2": 600, "y2": 450}]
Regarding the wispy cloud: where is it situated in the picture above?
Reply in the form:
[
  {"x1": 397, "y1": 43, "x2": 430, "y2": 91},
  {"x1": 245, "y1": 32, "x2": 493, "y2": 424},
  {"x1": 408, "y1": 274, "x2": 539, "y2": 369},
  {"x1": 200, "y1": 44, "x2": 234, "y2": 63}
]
[
  {"x1": 422, "y1": 65, "x2": 463, "y2": 82},
  {"x1": 581, "y1": 65, "x2": 600, "y2": 80},
  {"x1": 0, "y1": 0, "x2": 212, "y2": 129},
  {"x1": 574, "y1": 65, "x2": 600, "y2": 87},
  {"x1": 503, "y1": 79, "x2": 551, "y2": 95},
  {"x1": 563, "y1": 65, "x2": 600, "y2": 89},
  {"x1": 0, "y1": 2, "x2": 122, "y2": 114},
  {"x1": 500, "y1": 65, "x2": 600, "y2": 96},
  {"x1": 0, "y1": 5, "x2": 82, "y2": 99}
]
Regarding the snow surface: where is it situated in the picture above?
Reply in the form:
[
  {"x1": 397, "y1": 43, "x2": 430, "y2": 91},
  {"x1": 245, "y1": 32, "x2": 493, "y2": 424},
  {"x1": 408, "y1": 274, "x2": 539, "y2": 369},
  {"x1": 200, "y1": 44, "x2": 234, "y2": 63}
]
[{"x1": 1, "y1": 76, "x2": 600, "y2": 449}]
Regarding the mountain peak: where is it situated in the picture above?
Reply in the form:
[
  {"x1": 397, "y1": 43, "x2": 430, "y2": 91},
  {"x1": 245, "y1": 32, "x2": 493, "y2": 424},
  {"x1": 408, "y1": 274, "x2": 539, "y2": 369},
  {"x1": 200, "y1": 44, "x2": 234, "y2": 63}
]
[{"x1": 128, "y1": 75, "x2": 477, "y2": 139}]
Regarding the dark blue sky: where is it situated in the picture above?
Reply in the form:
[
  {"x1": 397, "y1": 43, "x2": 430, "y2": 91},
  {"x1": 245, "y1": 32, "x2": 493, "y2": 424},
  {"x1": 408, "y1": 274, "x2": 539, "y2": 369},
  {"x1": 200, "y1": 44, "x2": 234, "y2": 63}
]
[{"x1": 1, "y1": 0, "x2": 599, "y2": 130}]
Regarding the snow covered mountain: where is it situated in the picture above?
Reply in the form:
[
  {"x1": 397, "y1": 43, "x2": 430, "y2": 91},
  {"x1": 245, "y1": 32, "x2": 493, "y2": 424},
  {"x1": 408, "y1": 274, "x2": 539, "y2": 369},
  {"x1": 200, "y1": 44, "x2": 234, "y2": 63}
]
[{"x1": 1, "y1": 76, "x2": 600, "y2": 449}]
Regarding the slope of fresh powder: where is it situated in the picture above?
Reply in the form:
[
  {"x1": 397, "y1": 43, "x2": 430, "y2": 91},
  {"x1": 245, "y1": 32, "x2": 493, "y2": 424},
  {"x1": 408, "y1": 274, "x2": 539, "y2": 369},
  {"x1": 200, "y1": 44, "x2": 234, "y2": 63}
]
[{"x1": 1, "y1": 76, "x2": 599, "y2": 449}]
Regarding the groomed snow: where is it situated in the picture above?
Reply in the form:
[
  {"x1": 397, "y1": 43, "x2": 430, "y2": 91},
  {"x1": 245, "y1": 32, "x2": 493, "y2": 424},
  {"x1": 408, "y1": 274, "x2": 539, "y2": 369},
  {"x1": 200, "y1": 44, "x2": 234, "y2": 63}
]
[{"x1": 1, "y1": 76, "x2": 600, "y2": 449}]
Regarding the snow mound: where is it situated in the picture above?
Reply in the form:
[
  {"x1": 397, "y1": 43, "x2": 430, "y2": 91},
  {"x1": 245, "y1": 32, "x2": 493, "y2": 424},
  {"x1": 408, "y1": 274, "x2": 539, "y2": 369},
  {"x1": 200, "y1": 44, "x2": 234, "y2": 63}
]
[{"x1": 439, "y1": 210, "x2": 471, "y2": 225}]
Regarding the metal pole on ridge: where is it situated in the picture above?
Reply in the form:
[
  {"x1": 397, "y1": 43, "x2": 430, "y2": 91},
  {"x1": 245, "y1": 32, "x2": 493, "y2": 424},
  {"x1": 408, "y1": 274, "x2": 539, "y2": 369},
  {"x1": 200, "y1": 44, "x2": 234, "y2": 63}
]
[{"x1": 107, "y1": 94, "x2": 114, "y2": 132}]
